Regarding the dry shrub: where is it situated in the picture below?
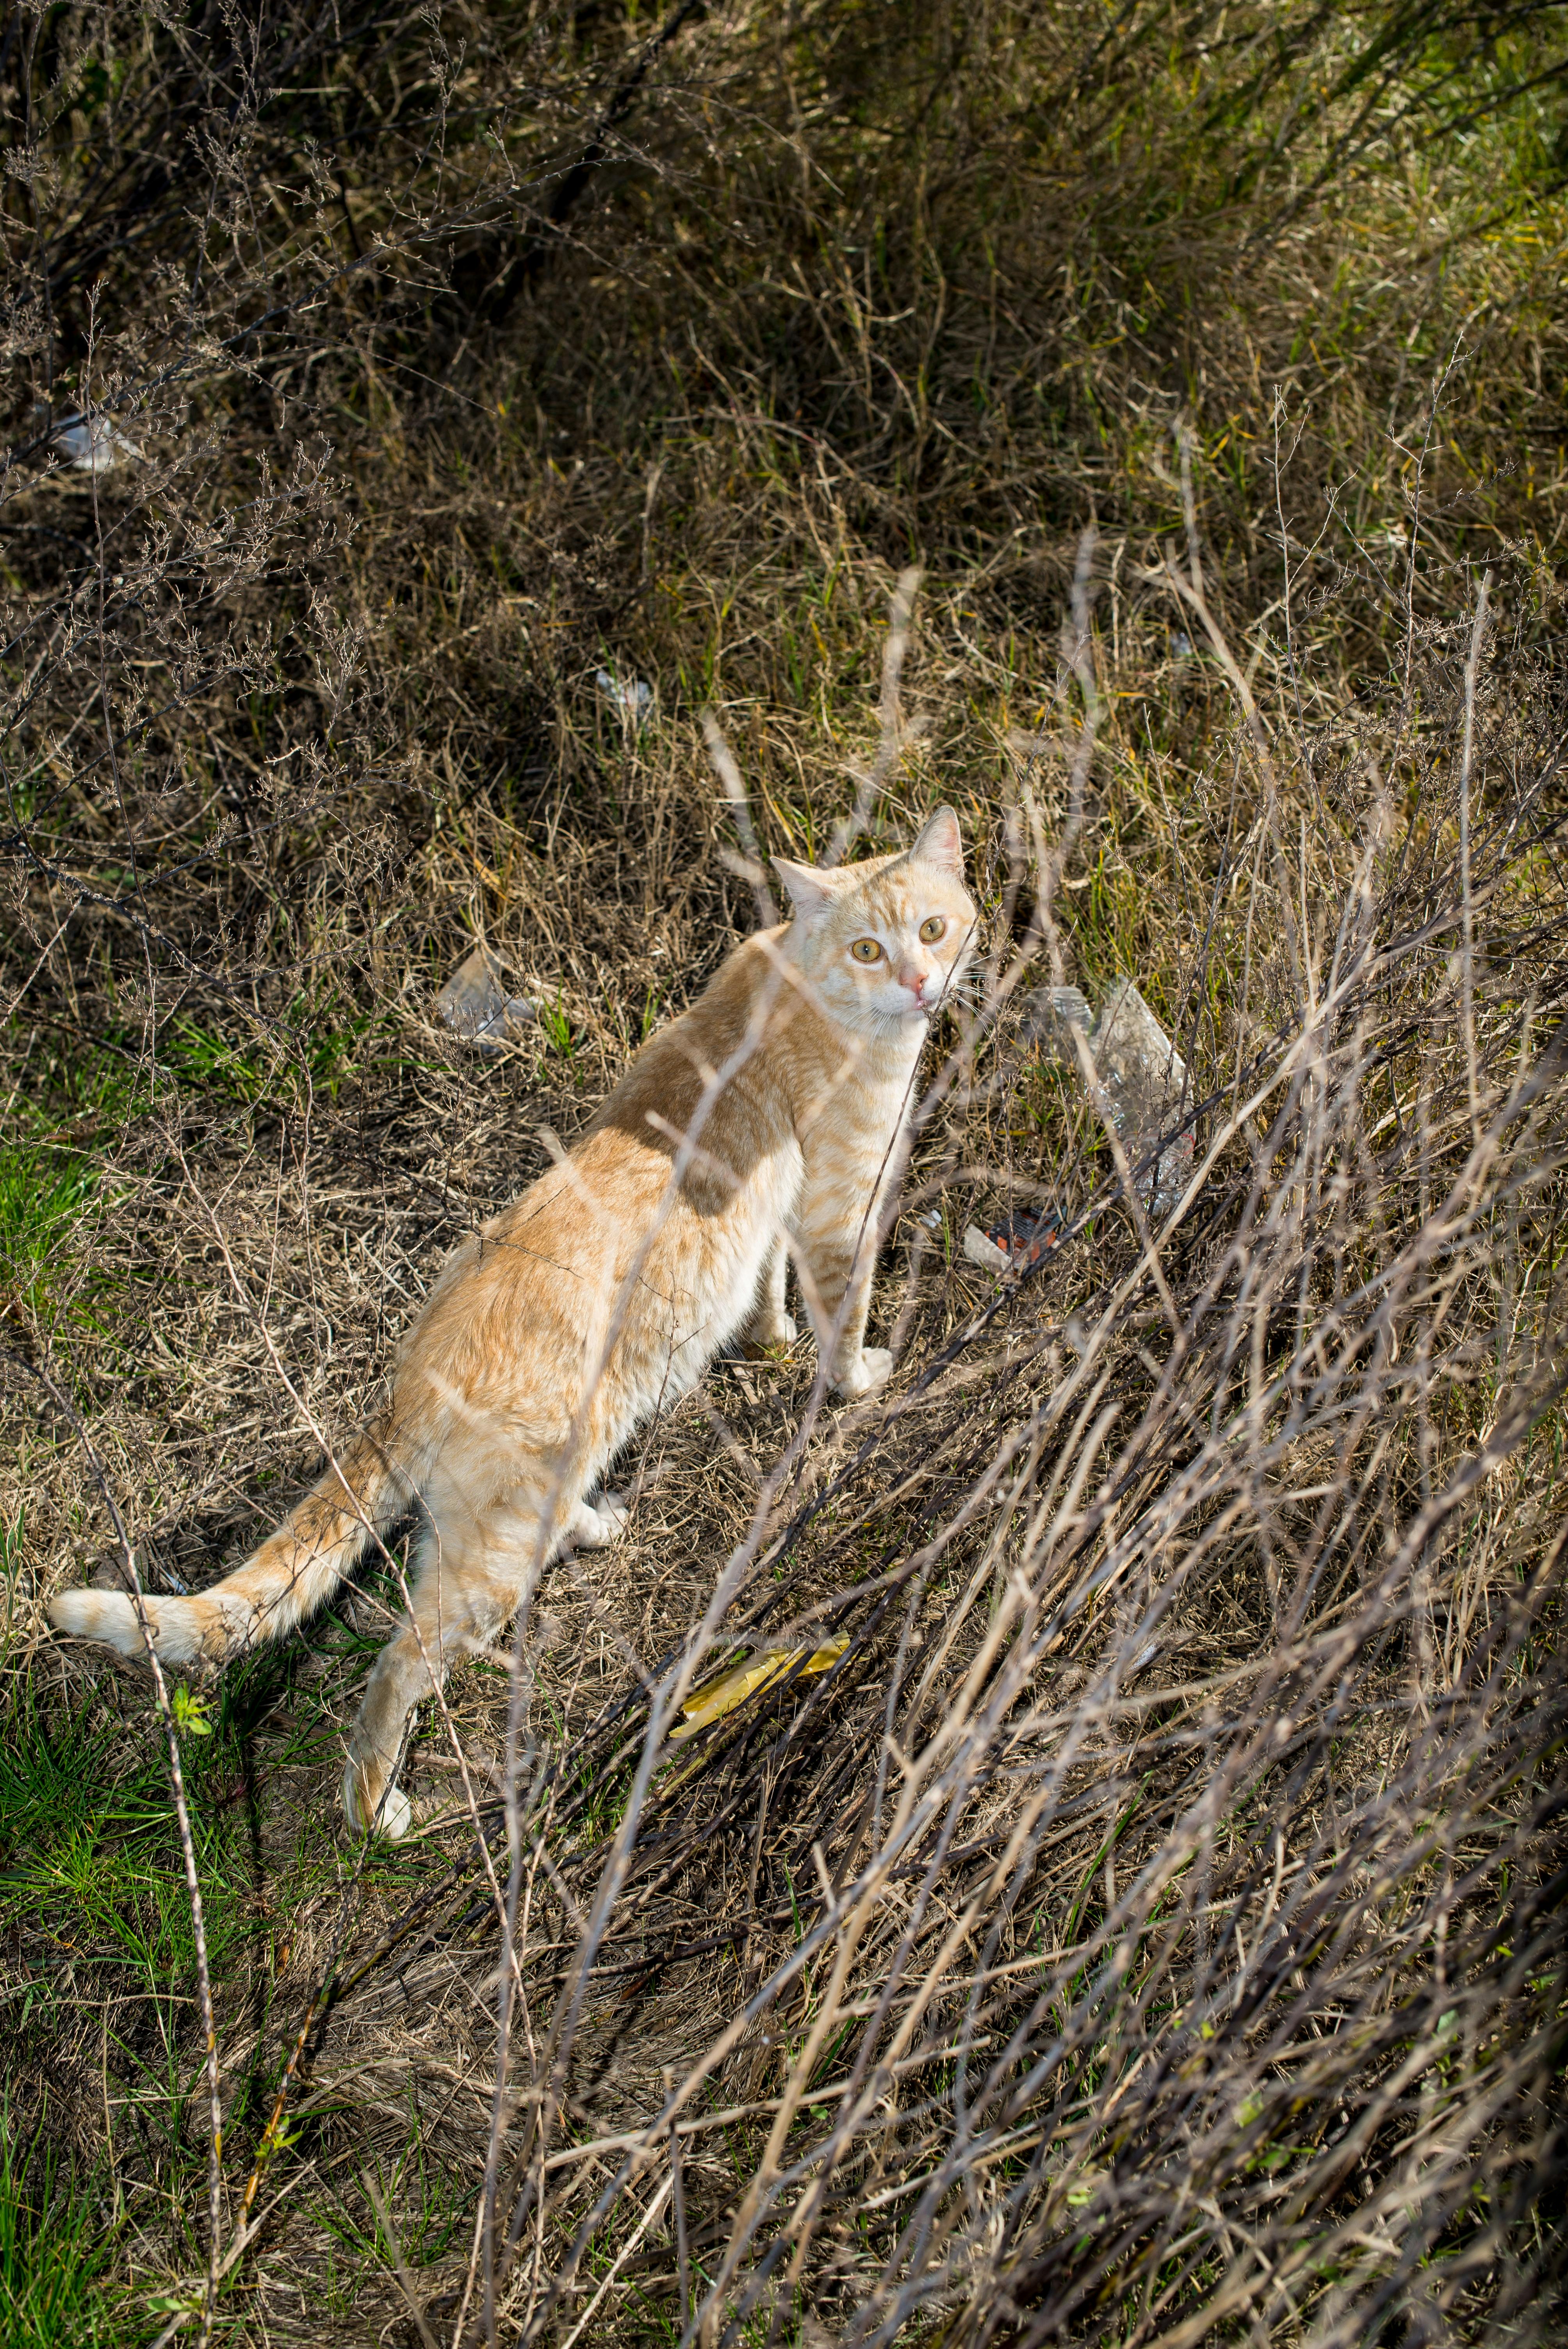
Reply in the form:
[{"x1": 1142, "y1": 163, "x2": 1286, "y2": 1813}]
[
  {"x1": 260, "y1": 573, "x2": 1566, "y2": 2349},
  {"x1": 2, "y1": 3, "x2": 1566, "y2": 2344}
]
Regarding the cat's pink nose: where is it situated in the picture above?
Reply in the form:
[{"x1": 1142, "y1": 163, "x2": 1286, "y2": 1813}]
[{"x1": 899, "y1": 960, "x2": 934, "y2": 1002}]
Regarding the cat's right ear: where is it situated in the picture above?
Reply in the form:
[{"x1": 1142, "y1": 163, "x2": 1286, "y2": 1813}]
[{"x1": 773, "y1": 857, "x2": 832, "y2": 920}]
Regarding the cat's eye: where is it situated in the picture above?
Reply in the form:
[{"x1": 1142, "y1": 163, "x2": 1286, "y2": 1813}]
[
  {"x1": 850, "y1": 938, "x2": 883, "y2": 963},
  {"x1": 919, "y1": 916, "x2": 946, "y2": 943}
]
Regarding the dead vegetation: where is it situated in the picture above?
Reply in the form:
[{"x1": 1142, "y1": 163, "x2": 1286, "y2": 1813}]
[{"x1": 2, "y1": 2, "x2": 1568, "y2": 2343}]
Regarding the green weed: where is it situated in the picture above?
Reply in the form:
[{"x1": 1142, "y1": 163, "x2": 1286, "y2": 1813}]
[
  {"x1": 0, "y1": 1140, "x2": 100, "y2": 1324},
  {"x1": 538, "y1": 991, "x2": 577, "y2": 1059},
  {"x1": 0, "y1": 1708, "x2": 221, "y2": 2032},
  {"x1": 0, "y1": 2111, "x2": 129, "y2": 2348}
]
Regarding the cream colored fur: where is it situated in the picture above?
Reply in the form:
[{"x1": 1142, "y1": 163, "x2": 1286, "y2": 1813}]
[{"x1": 50, "y1": 810, "x2": 975, "y2": 1836}]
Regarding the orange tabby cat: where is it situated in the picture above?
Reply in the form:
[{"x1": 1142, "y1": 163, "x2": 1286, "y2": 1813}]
[{"x1": 51, "y1": 809, "x2": 975, "y2": 1835}]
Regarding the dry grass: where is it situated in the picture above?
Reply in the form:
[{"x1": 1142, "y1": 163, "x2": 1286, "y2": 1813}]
[{"x1": 3, "y1": 2, "x2": 1568, "y2": 2343}]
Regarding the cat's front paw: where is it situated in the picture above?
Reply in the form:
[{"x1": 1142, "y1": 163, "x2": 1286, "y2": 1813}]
[
  {"x1": 577, "y1": 1491, "x2": 629, "y2": 1547},
  {"x1": 833, "y1": 1346, "x2": 893, "y2": 1400}
]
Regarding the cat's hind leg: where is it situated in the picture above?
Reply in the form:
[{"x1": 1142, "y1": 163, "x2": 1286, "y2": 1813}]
[
  {"x1": 342, "y1": 1476, "x2": 618, "y2": 1835},
  {"x1": 343, "y1": 1495, "x2": 532, "y2": 1837},
  {"x1": 342, "y1": 1513, "x2": 486, "y2": 1838}
]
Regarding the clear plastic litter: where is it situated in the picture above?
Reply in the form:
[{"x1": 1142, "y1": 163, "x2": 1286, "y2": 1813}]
[
  {"x1": 50, "y1": 410, "x2": 143, "y2": 473},
  {"x1": 435, "y1": 944, "x2": 538, "y2": 1053},
  {"x1": 1029, "y1": 984, "x2": 1093, "y2": 1044},
  {"x1": 1025, "y1": 978, "x2": 1194, "y2": 1217},
  {"x1": 595, "y1": 668, "x2": 653, "y2": 730}
]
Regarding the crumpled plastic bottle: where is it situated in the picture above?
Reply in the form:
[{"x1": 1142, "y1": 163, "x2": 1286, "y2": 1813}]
[
  {"x1": 595, "y1": 668, "x2": 653, "y2": 730},
  {"x1": 436, "y1": 944, "x2": 538, "y2": 1053},
  {"x1": 49, "y1": 410, "x2": 143, "y2": 473},
  {"x1": 1026, "y1": 978, "x2": 1194, "y2": 1217}
]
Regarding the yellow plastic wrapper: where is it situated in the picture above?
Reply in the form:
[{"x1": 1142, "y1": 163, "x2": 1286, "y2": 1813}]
[{"x1": 670, "y1": 1635, "x2": 848, "y2": 1743}]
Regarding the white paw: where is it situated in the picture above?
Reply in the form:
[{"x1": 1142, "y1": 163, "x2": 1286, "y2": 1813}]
[
  {"x1": 579, "y1": 1491, "x2": 629, "y2": 1547},
  {"x1": 749, "y1": 1313, "x2": 798, "y2": 1347},
  {"x1": 834, "y1": 1346, "x2": 893, "y2": 1400},
  {"x1": 378, "y1": 1785, "x2": 414, "y2": 1841},
  {"x1": 342, "y1": 1759, "x2": 413, "y2": 1841}
]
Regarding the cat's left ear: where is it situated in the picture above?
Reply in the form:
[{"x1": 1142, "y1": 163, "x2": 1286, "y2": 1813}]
[
  {"x1": 911, "y1": 805, "x2": 964, "y2": 878},
  {"x1": 773, "y1": 857, "x2": 833, "y2": 919}
]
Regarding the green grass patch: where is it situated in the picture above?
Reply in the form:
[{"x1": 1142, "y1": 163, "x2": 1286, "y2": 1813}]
[
  {"x1": 0, "y1": 1137, "x2": 102, "y2": 1326},
  {"x1": 160, "y1": 985, "x2": 410, "y2": 1111},
  {"x1": 0, "y1": 1681, "x2": 244, "y2": 1995},
  {"x1": 0, "y1": 2114, "x2": 131, "y2": 2349}
]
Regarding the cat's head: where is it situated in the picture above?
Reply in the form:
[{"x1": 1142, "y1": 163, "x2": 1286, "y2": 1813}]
[{"x1": 773, "y1": 807, "x2": 976, "y2": 1037}]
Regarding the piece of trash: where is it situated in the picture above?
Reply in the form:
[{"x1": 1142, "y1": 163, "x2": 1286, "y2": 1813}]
[
  {"x1": 436, "y1": 944, "x2": 538, "y2": 1053},
  {"x1": 915, "y1": 1208, "x2": 942, "y2": 1231},
  {"x1": 1024, "y1": 985, "x2": 1093, "y2": 1045},
  {"x1": 963, "y1": 1209, "x2": 1059, "y2": 1276},
  {"x1": 50, "y1": 410, "x2": 143, "y2": 474},
  {"x1": 595, "y1": 668, "x2": 653, "y2": 730},
  {"x1": 670, "y1": 1635, "x2": 849, "y2": 1744},
  {"x1": 1087, "y1": 979, "x2": 1194, "y2": 1214},
  {"x1": 1024, "y1": 977, "x2": 1194, "y2": 1217}
]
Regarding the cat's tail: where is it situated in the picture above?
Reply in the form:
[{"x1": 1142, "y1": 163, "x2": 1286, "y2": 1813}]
[{"x1": 49, "y1": 1429, "x2": 408, "y2": 1668}]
